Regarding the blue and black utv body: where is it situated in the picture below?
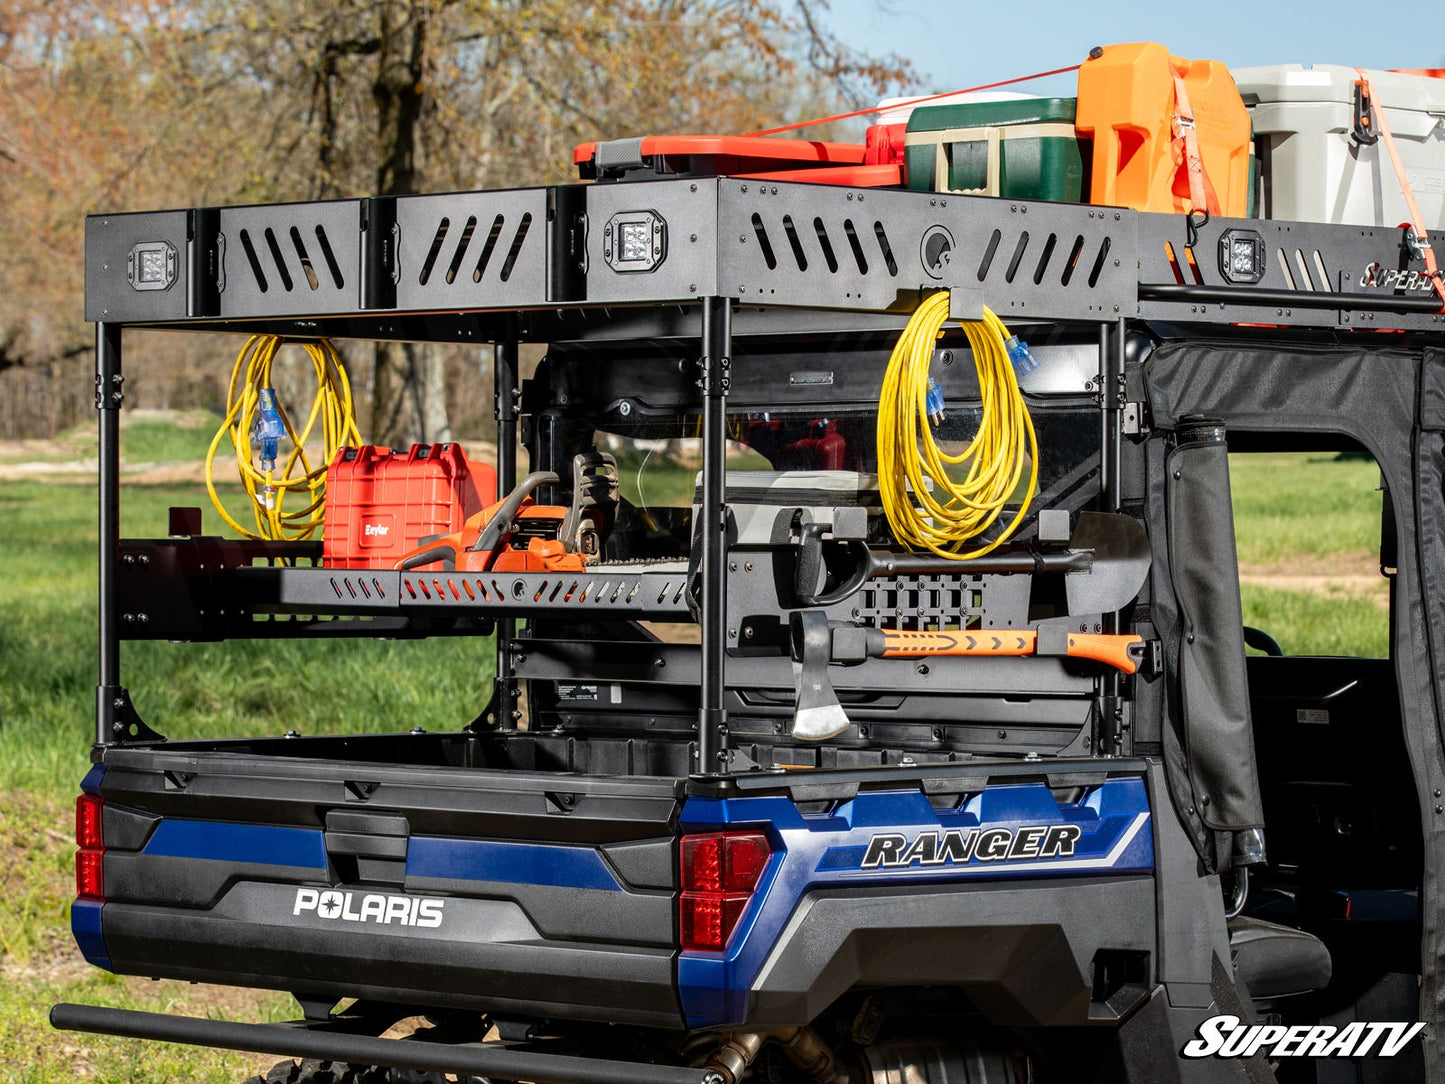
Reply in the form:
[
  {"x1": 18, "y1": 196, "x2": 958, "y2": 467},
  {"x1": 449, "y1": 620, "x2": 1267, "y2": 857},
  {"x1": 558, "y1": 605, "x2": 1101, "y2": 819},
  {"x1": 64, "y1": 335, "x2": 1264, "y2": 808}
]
[{"x1": 54, "y1": 174, "x2": 1445, "y2": 1083}]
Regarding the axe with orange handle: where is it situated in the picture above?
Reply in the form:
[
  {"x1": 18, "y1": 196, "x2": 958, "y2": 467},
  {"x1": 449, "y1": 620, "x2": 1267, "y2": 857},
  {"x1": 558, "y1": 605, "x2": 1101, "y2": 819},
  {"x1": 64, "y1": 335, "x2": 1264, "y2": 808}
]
[
  {"x1": 869, "y1": 627, "x2": 1146, "y2": 674},
  {"x1": 789, "y1": 610, "x2": 1149, "y2": 740}
]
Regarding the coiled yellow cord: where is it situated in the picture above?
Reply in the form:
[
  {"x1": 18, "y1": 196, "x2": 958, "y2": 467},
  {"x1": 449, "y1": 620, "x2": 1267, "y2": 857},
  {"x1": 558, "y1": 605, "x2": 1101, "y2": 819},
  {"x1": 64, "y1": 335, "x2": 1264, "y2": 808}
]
[
  {"x1": 876, "y1": 292, "x2": 1038, "y2": 559},
  {"x1": 205, "y1": 335, "x2": 363, "y2": 541}
]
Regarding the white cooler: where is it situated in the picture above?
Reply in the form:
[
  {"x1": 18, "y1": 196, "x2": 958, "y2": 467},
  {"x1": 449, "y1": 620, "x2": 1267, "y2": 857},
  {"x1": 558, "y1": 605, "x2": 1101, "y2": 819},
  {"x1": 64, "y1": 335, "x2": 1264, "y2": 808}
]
[{"x1": 1232, "y1": 64, "x2": 1445, "y2": 230}]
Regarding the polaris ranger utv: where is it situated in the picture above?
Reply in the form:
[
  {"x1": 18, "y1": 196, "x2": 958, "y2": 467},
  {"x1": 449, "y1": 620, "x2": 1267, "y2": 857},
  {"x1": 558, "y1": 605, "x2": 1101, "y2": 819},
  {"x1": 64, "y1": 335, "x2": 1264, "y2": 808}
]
[{"x1": 52, "y1": 149, "x2": 1445, "y2": 1081}]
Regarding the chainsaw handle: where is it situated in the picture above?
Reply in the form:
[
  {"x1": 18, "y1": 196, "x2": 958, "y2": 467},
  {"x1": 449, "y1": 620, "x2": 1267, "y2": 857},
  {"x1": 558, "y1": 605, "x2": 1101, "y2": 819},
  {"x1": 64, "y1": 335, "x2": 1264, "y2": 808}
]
[
  {"x1": 472, "y1": 471, "x2": 560, "y2": 555},
  {"x1": 396, "y1": 542, "x2": 458, "y2": 571}
]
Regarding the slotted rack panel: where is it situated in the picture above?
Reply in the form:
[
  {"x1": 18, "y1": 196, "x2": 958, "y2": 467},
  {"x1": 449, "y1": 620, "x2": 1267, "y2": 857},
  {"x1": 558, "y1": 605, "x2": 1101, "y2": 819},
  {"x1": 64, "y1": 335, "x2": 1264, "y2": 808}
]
[
  {"x1": 718, "y1": 181, "x2": 1138, "y2": 321},
  {"x1": 216, "y1": 200, "x2": 361, "y2": 318},
  {"x1": 393, "y1": 190, "x2": 549, "y2": 311},
  {"x1": 1137, "y1": 213, "x2": 1445, "y2": 330}
]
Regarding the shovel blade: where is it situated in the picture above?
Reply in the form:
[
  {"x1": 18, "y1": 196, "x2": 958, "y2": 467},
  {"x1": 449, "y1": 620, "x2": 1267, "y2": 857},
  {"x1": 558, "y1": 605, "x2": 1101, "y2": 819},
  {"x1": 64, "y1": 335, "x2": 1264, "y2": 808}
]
[{"x1": 1065, "y1": 512, "x2": 1151, "y2": 615}]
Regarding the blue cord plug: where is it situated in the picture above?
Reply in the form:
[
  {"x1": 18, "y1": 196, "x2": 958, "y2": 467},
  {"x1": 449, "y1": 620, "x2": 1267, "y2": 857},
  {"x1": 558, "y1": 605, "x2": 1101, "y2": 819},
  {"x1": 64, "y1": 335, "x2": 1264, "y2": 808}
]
[
  {"x1": 253, "y1": 388, "x2": 286, "y2": 472},
  {"x1": 1005, "y1": 335, "x2": 1039, "y2": 377},
  {"x1": 925, "y1": 376, "x2": 946, "y2": 426}
]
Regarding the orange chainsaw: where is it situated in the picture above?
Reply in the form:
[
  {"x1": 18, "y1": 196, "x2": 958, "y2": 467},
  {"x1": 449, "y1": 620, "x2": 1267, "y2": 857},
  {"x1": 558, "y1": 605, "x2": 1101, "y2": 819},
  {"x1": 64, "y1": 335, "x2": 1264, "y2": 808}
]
[{"x1": 393, "y1": 454, "x2": 617, "y2": 574}]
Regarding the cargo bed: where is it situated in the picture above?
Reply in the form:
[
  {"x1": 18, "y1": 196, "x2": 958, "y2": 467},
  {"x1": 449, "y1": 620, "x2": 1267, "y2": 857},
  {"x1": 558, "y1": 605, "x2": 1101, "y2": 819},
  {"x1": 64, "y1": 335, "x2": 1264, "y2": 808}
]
[{"x1": 86, "y1": 737, "x2": 687, "y2": 1026}]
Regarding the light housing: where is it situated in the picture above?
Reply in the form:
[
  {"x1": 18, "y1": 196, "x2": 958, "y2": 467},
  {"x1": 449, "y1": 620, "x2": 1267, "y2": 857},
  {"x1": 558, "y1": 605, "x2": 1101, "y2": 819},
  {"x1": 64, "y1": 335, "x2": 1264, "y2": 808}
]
[
  {"x1": 75, "y1": 793, "x2": 104, "y2": 900},
  {"x1": 603, "y1": 210, "x2": 665, "y2": 273},
  {"x1": 1218, "y1": 228, "x2": 1265, "y2": 285},
  {"x1": 679, "y1": 830, "x2": 771, "y2": 951}
]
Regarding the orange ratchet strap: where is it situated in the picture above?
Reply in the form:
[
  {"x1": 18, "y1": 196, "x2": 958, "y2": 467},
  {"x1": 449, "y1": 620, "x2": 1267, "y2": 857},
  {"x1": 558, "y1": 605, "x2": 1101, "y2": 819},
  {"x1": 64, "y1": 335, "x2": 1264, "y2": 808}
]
[
  {"x1": 1170, "y1": 68, "x2": 1223, "y2": 217},
  {"x1": 1354, "y1": 68, "x2": 1445, "y2": 311}
]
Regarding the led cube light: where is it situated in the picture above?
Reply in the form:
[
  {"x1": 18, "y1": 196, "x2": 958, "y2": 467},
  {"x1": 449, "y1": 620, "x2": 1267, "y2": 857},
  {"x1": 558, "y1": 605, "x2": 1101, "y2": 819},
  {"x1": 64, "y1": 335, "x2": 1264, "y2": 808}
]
[
  {"x1": 127, "y1": 240, "x2": 178, "y2": 292},
  {"x1": 1218, "y1": 229, "x2": 1265, "y2": 285},
  {"x1": 603, "y1": 211, "x2": 665, "y2": 273}
]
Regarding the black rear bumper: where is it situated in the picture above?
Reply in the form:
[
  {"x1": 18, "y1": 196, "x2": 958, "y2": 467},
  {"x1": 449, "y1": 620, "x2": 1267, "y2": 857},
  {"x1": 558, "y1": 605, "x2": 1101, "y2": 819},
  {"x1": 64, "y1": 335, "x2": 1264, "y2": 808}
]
[
  {"x1": 50, "y1": 1003, "x2": 721, "y2": 1084},
  {"x1": 101, "y1": 890, "x2": 681, "y2": 1026}
]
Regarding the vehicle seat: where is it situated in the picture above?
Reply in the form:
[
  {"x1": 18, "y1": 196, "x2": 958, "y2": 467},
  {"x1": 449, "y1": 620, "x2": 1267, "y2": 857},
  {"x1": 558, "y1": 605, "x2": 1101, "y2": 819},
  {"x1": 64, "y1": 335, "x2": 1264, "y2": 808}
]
[{"x1": 1228, "y1": 916, "x2": 1332, "y2": 1000}]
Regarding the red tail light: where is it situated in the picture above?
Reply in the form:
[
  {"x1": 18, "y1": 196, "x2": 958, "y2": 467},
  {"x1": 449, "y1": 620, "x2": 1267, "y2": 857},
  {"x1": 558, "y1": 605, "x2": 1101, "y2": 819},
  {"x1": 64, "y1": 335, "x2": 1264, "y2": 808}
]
[
  {"x1": 680, "y1": 830, "x2": 771, "y2": 951},
  {"x1": 75, "y1": 794, "x2": 104, "y2": 900}
]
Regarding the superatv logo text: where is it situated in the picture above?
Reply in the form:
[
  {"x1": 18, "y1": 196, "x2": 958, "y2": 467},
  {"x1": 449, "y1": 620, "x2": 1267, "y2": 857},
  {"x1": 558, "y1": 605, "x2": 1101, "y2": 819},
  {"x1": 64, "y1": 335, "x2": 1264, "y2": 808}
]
[
  {"x1": 292, "y1": 888, "x2": 444, "y2": 928},
  {"x1": 1360, "y1": 262, "x2": 1436, "y2": 292},
  {"x1": 1182, "y1": 1014, "x2": 1424, "y2": 1059},
  {"x1": 862, "y1": 824, "x2": 1082, "y2": 869}
]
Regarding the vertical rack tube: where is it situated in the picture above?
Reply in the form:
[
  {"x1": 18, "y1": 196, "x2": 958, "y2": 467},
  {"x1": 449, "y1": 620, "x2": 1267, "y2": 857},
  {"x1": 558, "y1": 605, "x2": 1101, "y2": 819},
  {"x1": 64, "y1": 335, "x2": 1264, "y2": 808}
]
[
  {"x1": 1099, "y1": 321, "x2": 1123, "y2": 513},
  {"x1": 492, "y1": 328, "x2": 520, "y2": 729},
  {"x1": 96, "y1": 323, "x2": 122, "y2": 747},
  {"x1": 1098, "y1": 319, "x2": 1126, "y2": 753},
  {"x1": 698, "y1": 298, "x2": 732, "y2": 774}
]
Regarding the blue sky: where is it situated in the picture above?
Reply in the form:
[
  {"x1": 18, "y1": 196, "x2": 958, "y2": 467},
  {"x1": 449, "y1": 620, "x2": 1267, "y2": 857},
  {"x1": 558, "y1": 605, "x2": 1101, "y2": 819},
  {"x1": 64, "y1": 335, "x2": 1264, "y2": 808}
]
[{"x1": 823, "y1": 0, "x2": 1444, "y2": 100}]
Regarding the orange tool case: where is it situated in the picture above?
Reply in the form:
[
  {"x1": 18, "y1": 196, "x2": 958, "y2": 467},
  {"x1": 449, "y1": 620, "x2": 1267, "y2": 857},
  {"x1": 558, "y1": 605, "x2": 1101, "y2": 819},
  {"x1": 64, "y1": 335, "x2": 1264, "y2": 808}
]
[{"x1": 321, "y1": 443, "x2": 496, "y2": 569}]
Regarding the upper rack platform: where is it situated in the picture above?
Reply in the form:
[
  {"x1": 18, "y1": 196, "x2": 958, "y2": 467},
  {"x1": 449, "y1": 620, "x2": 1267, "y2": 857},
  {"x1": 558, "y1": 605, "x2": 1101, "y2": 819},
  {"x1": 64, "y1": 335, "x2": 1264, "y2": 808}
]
[{"x1": 86, "y1": 178, "x2": 1445, "y2": 335}]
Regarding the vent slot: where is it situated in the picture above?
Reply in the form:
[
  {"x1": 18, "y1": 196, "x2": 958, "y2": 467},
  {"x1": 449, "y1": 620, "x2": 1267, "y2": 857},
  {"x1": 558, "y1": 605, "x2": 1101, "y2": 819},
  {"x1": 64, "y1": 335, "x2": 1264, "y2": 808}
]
[
  {"x1": 1313, "y1": 249, "x2": 1330, "y2": 292},
  {"x1": 498, "y1": 213, "x2": 532, "y2": 282},
  {"x1": 446, "y1": 215, "x2": 477, "y2": 284},
  {"x1": 751, "y1": 213, "x2": 778, "y2": 270},
  {"x1": 1276, "y1": 248, "x2": 1297, "y2": 290},
  {"x1": 473, "y1": 214, "x2": 505, "y2": 282},
  {"x1": 1004, "y1": 231, "x2": 1030, "y2": 284},
  {"x1": 289, "y1": 226, "x2": 319, "y2": 290},
  {"x1": 844, "y1": 219, "x2": 868, "y2": 274},
  {"x1": 315, "y1": 225, "x2": 345, "y2": 289},
  {"x1": 1032, "y1": 233, "x2": 1058, "y2": 285},
  {"x1": 783, "y1": 215, "x2": 808, "y2": 271},
  {"x1": 239, "y1": 229, "x2": 269, "y2": 293},
  {"x1": 1182, "y1": 245, "x2": 1203, "y2": 284},
  {"x1": 419, "y1": 217, "x2": 450, "y2": 286},
  {"x1": 813, "y1": 217, "x2": 839, "y2": 274},
  {"x1": 1059, "y1": 234, "x2": 1086, "y2": 287},
  {"x1": 1087, "y1": 236, "x2": 1112, "y2": 288},
  {"x1": 1163, "y1": 241, "x2": 1185, "y2": 285},
  {"x1": 978, "y1": 228, "x2": 1002, "y2": 281},
  {"x1": 1294, "y1": 248, "x2": 1316, "y2": 291},
  {"x1": 874, "y1": 221, "x2": 898, "y2": 276},
  {"x1": 264, "y1": 227, "x2": 294, "y2": 292}
]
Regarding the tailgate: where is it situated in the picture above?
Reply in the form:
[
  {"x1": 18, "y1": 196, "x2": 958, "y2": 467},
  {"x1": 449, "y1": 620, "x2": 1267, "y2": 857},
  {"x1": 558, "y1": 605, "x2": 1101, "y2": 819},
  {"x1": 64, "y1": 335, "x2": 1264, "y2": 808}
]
[{"x1": 81, "y1": 746, "x2": 685, "y2": 1026}]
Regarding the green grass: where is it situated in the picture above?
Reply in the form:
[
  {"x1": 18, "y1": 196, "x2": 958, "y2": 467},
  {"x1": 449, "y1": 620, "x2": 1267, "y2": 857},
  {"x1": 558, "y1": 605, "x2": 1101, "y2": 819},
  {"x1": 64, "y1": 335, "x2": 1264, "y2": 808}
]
[
  {"x1": 1241, "y1": 583, "x2": 1389, "y2": 658},
  {"x1": 54, "y1": 410, "x2": 227, "y2": 466},
  {"x1": 1229, "y1": 451, "x2": 1384, "y2": 565}
]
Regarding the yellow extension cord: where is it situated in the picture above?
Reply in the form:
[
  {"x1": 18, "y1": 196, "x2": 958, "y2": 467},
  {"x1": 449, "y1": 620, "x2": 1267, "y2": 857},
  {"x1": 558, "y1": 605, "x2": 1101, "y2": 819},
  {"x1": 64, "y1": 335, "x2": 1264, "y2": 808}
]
[
  {"x1": 205, "y1": 335, "x2": 363, "y2": 541},
  {"x1": 876, "y1": 291, "x2": 1038, "y2": 559}
]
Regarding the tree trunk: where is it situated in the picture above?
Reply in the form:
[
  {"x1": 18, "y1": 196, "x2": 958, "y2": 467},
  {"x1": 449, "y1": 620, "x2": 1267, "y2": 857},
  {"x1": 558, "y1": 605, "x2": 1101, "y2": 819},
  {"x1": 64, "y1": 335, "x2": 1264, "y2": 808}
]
[
  {"x1": 371, "y1": 340, "x2": 451, "y2": 447},
  {"x1": 368, "y1": 0, "x2": 450, "y2": 446}
]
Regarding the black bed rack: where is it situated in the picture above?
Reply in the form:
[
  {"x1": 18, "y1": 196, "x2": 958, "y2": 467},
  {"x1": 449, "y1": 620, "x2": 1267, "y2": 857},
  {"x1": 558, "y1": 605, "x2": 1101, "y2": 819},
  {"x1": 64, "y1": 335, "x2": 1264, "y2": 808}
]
[{"x1": 87, "y1": 177, "x2": 1445, "y2": 768}]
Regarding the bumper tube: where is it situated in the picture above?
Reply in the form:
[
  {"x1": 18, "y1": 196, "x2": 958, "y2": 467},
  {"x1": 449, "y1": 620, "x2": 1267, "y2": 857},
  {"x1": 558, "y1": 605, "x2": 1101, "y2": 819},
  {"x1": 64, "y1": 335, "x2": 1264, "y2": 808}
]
[{"x1": 50, "y1": 1003, "x2": 723, "y2": 1084}]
